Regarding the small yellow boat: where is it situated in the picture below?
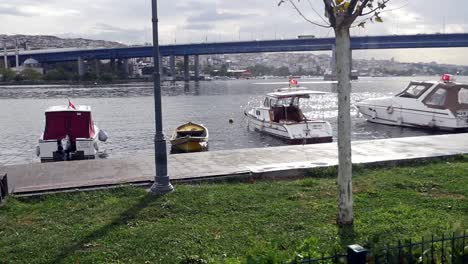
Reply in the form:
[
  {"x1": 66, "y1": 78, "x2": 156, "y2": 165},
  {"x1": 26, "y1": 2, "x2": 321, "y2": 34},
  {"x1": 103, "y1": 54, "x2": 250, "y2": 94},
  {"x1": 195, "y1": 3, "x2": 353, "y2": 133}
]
[{"x1": 170, "y1": 122, "x2": 209, "y2": 153}]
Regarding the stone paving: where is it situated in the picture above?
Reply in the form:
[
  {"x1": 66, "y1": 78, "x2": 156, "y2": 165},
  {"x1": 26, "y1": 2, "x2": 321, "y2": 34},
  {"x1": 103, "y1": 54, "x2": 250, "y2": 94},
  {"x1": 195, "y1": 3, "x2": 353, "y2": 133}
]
[{"x1": 1, "y1": 133, "x2": 468, "y2": 195}]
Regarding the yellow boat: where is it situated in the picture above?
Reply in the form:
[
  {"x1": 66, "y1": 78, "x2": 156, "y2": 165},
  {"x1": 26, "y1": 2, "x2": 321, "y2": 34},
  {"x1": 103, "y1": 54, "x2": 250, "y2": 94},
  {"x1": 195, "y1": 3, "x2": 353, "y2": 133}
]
[{"x1": 170, "y1": 122, "x2": 209, "y2": 153}]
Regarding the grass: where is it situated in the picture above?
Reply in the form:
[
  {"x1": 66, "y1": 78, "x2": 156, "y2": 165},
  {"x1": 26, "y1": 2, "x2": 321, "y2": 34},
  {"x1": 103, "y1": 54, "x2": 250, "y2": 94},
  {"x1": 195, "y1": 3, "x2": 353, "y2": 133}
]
[{"x1": 0, "y1": 157, "x2": 467, "y2": 263}]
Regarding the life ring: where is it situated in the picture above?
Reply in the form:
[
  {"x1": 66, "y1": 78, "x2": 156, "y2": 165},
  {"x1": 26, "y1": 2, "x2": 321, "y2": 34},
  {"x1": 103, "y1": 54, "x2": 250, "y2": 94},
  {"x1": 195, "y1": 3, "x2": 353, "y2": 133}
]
[{"x1": 386, "y1": 105, "x2": 394, "y2": 114}]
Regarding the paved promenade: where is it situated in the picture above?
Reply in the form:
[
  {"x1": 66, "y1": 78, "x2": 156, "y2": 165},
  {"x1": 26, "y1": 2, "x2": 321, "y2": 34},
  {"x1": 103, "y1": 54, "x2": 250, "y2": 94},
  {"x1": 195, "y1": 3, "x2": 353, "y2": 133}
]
[{"x1": 1, "y1": 133, "x2": 468, "y2": 195}]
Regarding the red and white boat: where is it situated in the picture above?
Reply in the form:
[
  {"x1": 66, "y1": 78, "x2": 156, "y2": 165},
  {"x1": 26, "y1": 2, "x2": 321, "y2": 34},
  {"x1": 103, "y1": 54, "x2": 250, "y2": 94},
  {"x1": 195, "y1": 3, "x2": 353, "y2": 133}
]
[{"x1": 36, "y1": 101, "x2": 108, "y2": 162}]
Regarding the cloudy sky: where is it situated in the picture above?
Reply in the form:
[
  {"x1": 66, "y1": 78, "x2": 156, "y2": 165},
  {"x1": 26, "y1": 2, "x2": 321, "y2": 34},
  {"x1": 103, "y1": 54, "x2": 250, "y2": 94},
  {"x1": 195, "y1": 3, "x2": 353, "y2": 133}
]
[{"x1": 1, "y1": 0, "x2": 468, "y2": 64}]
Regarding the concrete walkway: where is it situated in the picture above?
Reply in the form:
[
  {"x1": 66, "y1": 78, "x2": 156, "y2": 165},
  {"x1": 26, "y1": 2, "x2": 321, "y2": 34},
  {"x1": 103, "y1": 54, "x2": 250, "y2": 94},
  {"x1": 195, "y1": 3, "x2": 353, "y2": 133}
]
[{"x1": 2, "y1": 133, "x2": 468, "y2": 195}]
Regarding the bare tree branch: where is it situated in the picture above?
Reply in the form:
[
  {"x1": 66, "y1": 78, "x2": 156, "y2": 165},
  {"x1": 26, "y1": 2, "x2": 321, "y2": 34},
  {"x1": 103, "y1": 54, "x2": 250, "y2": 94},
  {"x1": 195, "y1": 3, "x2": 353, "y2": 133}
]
[
  {"x1": 306, "y1": 0, "x2": 330, "y2": 26},
  {"x1": 361, "y1": 0, "x2": 391, "y2": 16},
  {"x1": 347, "y1": 0, "x2": 360, "y2": 16},
  {"x1": 286, "y1": 0, "x2": 331, "y2": 28},
  {"x1": 323, "y1": 0, "x2": 336, "y2": 27},
  {"x1": 349, "y1": 0, "x2": 371, "y2": 23},
  {"x1": 351, "y1": 1, "x2": 409, "y2": 28}
]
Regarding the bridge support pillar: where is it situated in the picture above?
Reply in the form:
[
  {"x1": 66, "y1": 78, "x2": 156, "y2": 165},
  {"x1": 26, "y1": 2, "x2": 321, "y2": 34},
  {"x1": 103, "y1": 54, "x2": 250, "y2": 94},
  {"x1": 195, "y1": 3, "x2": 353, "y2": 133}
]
[
  {"x1": 3, "y1": 43, "x2": 7, "y2": 69},
  {"x1": 183, "y1": 55, "x2": 189, "y2": 82},
  {"x1": 15, "y1": 44, "x2": 19, "y2": 68},
  {"x1": 94, "y1": 59, "x2": 100, "y2": 76},
  {"x1": 110, "y1": 58, "x2": 116, "y2": 72},
  {"x1": 194, "y1": 55, "x2": 199, "y2": 81},
  {"x1": 169, "y1": 55, "x2": 176, "y2": 80},
  {"x1": 77, "y1": 57, "x2": 86, "y2": 76},
  {"x1": 123, "y1": 59, "x2": 129, "y2": 75}
]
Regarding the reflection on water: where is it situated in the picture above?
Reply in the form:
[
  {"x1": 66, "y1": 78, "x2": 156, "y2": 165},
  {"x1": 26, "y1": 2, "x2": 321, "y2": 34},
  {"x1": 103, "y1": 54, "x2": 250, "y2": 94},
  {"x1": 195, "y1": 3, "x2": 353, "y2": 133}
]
[{"x1": 0, "y1": 76, "x2": 462, "y2": 165}]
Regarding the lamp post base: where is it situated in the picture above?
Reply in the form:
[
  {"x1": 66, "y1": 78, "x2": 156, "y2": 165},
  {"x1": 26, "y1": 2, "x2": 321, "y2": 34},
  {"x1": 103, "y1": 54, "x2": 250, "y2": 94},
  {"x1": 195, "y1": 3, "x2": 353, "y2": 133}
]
[{"x1": 149, "y1": 180, "x2": 174, "y2": 195}]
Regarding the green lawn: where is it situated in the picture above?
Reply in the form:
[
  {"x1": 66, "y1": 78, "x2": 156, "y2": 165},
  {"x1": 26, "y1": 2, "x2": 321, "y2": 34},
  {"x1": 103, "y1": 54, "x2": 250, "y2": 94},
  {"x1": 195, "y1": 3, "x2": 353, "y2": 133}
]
[{"x1": 0, "y1": 157, "x2": 467, "y2": 263}]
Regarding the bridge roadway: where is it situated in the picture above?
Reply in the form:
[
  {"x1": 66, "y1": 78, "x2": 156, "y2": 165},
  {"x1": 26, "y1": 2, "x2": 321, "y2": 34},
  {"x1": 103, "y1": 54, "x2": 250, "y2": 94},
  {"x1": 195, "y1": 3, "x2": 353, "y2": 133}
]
[
  {"x1": 2, "y1": 133, "x2": 468, "y2": 196},
  {"x1": 6, "y1": 33, "x2": 468, "y2": 63}
]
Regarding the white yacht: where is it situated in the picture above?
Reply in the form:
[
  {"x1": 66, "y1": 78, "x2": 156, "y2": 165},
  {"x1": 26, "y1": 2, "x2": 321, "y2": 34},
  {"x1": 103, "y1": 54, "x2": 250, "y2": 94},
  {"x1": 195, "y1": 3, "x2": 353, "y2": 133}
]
[
  {"x1": 355, "y1": 74, "x2": 468, "y2": 130},
  {"x1": 245, "y1": 87, "x2": 333, "y2": 144},
  {"x1": 36, "y1": 104, "x2": 108, "y2": 162}
]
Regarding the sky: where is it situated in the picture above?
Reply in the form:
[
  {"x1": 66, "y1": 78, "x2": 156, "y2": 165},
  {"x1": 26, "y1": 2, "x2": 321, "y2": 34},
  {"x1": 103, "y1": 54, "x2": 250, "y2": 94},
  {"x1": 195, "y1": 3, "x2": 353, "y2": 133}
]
[{"x1": 1, "y1": 0, "x2": 468, "y2": 64}]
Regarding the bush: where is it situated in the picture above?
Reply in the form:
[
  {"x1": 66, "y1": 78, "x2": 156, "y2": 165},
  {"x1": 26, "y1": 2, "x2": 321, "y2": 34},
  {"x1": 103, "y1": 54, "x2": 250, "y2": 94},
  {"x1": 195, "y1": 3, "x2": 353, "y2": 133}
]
[
  {"x1": 99, "y1": 73, "x2": 115, "y2": 83},
  {"x1": 21, "y1": 68, "x2": 43, "y2": 81},
  {"x1": 0, "y1": 68, "x2": 16, "y2": 81}
]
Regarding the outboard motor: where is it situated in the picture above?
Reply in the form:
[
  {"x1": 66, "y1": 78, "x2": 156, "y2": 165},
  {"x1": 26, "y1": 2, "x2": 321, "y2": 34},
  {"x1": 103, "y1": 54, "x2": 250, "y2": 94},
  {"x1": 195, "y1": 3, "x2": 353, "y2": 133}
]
[
  {"x1": 54, "y1": 135, "x2": 71, "y2": 161},
  {"x1": 61, "y1": 135, "x2": 71, "y2": 152}
]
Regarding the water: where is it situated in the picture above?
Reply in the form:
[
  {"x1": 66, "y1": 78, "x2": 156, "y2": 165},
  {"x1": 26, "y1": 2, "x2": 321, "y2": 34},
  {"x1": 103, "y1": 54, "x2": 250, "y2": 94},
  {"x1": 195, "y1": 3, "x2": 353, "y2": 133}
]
[{"x1": 0, "y1": 76, "x2": 462, "y2": 166}]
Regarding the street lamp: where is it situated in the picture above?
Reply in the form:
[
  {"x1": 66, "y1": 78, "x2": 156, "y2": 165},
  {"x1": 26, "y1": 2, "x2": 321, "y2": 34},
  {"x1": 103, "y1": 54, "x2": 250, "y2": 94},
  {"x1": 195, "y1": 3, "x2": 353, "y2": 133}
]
[{"x1": 149, "y1": 0, "x2": 174, "y2": 195}]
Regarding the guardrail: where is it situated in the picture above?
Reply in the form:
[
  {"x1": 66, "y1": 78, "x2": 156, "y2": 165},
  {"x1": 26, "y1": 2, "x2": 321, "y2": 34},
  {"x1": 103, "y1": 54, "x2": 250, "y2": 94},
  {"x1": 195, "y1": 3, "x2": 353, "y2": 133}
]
[{"x1": 289, "y1": 233, "x2": 468, "y2": 264}]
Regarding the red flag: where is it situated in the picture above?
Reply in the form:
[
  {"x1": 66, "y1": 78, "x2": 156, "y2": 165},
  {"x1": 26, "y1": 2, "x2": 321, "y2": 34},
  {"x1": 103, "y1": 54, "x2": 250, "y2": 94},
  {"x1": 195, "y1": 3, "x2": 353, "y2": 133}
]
[
  {"x1": 68, "y1": 99, "x2": 76, "y2": 110},
  {"x1": 289, "y1": 79, "x2": 298, "y2": 86}
]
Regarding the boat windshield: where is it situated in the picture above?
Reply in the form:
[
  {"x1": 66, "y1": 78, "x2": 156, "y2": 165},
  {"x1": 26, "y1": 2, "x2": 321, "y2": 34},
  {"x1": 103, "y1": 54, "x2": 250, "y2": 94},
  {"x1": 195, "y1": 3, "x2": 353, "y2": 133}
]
[
  {"x1": 459, "y1": 88, "x2": 468, "y2": 104},
  {"x1": 396, "y1": 83, "x2": 432, "y2": 98},
  {"x1": 422, "y1": 84, "x2": 468, "y2": 111},
  {"x1": 272, "y1": 96, "x2": 300, "y2": 107}
]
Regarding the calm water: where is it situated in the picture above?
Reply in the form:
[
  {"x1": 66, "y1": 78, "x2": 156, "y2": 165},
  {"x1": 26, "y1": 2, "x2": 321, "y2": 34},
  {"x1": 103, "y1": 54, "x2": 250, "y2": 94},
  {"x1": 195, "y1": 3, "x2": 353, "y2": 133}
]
[{"x1": 0, "y1": 76, "x2": 462, "y2": 166}]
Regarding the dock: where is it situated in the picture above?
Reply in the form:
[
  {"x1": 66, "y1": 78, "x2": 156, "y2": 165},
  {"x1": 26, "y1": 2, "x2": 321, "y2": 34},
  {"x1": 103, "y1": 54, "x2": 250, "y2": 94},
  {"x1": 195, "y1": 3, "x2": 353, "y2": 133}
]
[{"x1": 2, "y1": 133, "x2": 468, "y2": 196}]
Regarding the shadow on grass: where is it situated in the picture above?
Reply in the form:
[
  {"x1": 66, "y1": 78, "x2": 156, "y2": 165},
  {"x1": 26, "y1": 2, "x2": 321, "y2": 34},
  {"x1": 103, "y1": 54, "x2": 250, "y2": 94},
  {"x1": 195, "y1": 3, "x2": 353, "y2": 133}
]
[
  {"x1": 51, "y1": 192, "x2": 159, "y2": 263},
  {"x1": 338, "y1": 224, "x2": 356, "y2": 248}
]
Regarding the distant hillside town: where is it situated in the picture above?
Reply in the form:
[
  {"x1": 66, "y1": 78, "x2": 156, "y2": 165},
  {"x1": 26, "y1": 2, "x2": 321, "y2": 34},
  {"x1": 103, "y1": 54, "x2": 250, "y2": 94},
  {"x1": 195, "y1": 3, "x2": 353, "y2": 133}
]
[
  {"x1": 0, "y1": 34, "x2": 126, "y2": 50},
  {"x1": 1, "y1": 34, "x2": 468, "y2": 83}
]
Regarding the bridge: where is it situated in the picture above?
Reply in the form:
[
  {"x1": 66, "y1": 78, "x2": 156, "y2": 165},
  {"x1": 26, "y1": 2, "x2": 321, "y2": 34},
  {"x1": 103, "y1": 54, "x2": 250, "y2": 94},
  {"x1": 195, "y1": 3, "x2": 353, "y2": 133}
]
[{"x1": 3, "y1": 33, "x2": 468, "y2": 80}]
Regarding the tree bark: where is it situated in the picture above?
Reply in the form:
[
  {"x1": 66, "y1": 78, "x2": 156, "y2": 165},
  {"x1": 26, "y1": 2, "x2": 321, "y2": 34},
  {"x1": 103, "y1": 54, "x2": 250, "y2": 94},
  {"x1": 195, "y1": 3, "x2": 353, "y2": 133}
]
[{"x1": 334, "y1": 26, "x2": 353, "y2": 225}]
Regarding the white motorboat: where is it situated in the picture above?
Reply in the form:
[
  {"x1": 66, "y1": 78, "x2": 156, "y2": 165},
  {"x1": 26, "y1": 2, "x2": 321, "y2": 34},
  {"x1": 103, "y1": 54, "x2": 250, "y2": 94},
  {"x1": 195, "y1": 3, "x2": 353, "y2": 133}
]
[
  {"x1": 245, "y1": 87, "x2": 333, "y2": 144},
  {"x1": 36, "y1": 103, "x2": 108, "y2": 162},
  {"x1": 355, "y1": 74, "x2": 468, "y2": 130}
]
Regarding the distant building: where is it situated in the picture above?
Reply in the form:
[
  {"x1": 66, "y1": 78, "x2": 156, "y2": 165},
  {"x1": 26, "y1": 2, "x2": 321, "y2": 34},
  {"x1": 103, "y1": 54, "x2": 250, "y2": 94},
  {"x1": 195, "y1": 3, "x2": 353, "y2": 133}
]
[{"x1": 12, "y1": 58, "x2": 44, "y2": 75}]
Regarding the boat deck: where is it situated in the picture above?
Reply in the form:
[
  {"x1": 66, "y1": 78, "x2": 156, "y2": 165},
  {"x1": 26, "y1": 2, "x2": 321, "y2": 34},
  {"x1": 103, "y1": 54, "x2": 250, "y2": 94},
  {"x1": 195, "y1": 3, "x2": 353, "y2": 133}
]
[{"x1": 2, "y1": 133, "x2": 468, "y2": 196}]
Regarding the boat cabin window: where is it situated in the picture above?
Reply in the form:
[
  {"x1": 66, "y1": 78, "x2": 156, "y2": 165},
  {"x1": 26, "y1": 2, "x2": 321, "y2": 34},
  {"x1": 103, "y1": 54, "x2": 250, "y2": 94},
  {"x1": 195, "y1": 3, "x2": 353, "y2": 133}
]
[
  {"x1": 424, "y1": 88, "x2": 448, "y2": 107},
  {"x1": 263, "y1": 98, "x2": 270, "y2": 107},
  {"x1": 273, "y1": 97, "x2": 300, "y2": 107},
  {"x1": 269, "y1": 96, "x2": 304, "y2": 122},
  {"x1": 458, "y1": 88, "x2": 468, "y2": 104},
  {"x1": 396, "y1": 83, "x2": 431, "y2": 98},
  {"x1": 269, "y1": 98, "x2": 277, "y2": 108}
]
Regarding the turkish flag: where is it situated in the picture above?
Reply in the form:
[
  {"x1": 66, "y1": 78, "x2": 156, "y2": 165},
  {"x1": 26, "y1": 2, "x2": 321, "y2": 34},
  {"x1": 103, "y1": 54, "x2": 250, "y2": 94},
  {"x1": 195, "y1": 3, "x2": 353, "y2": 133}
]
[{"x1": 68, "y1": 99, "x2": 76, "y2": 110}]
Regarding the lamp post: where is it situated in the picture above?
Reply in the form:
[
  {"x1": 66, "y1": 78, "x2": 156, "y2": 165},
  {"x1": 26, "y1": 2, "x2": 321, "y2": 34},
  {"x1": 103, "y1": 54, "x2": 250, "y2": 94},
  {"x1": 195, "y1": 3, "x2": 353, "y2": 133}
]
[{"x1": 149, "y1": 0, "x2": 174, "y2": 195}]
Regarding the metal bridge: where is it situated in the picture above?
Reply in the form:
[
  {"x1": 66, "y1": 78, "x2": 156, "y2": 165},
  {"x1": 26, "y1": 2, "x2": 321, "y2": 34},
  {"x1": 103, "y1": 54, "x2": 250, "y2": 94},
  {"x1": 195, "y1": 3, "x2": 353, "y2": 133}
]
[{"x1": 5, "y1": 33, "x2": 468, "y2": 63}]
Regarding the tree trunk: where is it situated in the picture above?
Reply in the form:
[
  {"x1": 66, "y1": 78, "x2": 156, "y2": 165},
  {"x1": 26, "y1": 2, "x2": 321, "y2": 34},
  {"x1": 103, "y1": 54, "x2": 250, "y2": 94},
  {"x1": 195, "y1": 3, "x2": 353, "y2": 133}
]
[{"x1": 334, "y1": 26, "x2": 353, "y2": 225}]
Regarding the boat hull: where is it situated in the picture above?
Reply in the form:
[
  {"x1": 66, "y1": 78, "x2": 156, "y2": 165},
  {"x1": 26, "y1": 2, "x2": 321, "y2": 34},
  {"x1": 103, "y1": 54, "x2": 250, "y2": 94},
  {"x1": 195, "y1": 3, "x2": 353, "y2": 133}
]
[
  {"x1": 170, "y1": 122, "x2": 209, "y2": 153},
  {"x1": 246, "y1": 113, "x2": 333, "y2": 144},
  {"x1": 38, "y1": 136, "x2": 99, "y2": 162},
  {"x1": 170, "y1": 138, "x2": 208, "y2": 153},
  {"x1": 356, "y1": 100, "x2": 468, "y2": 131}
]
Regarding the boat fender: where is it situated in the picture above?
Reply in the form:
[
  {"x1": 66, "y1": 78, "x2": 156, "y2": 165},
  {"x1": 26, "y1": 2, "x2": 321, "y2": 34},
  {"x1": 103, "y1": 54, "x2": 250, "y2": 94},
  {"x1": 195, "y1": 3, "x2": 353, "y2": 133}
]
[
  {"x1": 35, "y1": 145, "x2": 40, "y2": 157},
  {"x1": 94, "y1": 142, "x2": 99, "y2": 151},
  {"x1": 371, "y1": 110, "x2": 377, "y2": 119},
  {"x1": 98, "y1": 130, "x2": 108, "y2": 142},
  {"x1": 386, "y1": 105, "x2": 394, "y2": 114}
]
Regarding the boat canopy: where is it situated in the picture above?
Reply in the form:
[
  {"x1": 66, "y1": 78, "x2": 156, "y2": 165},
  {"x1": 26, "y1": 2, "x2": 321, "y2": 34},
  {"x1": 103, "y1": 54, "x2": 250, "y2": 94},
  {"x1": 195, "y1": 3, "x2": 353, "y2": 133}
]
[
  {"x1": 267, "y1": 90, "x2": 329, "y2": 99},
  {"x1": 43, "y1": 109, "x2": 95, "y2": 141}
]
